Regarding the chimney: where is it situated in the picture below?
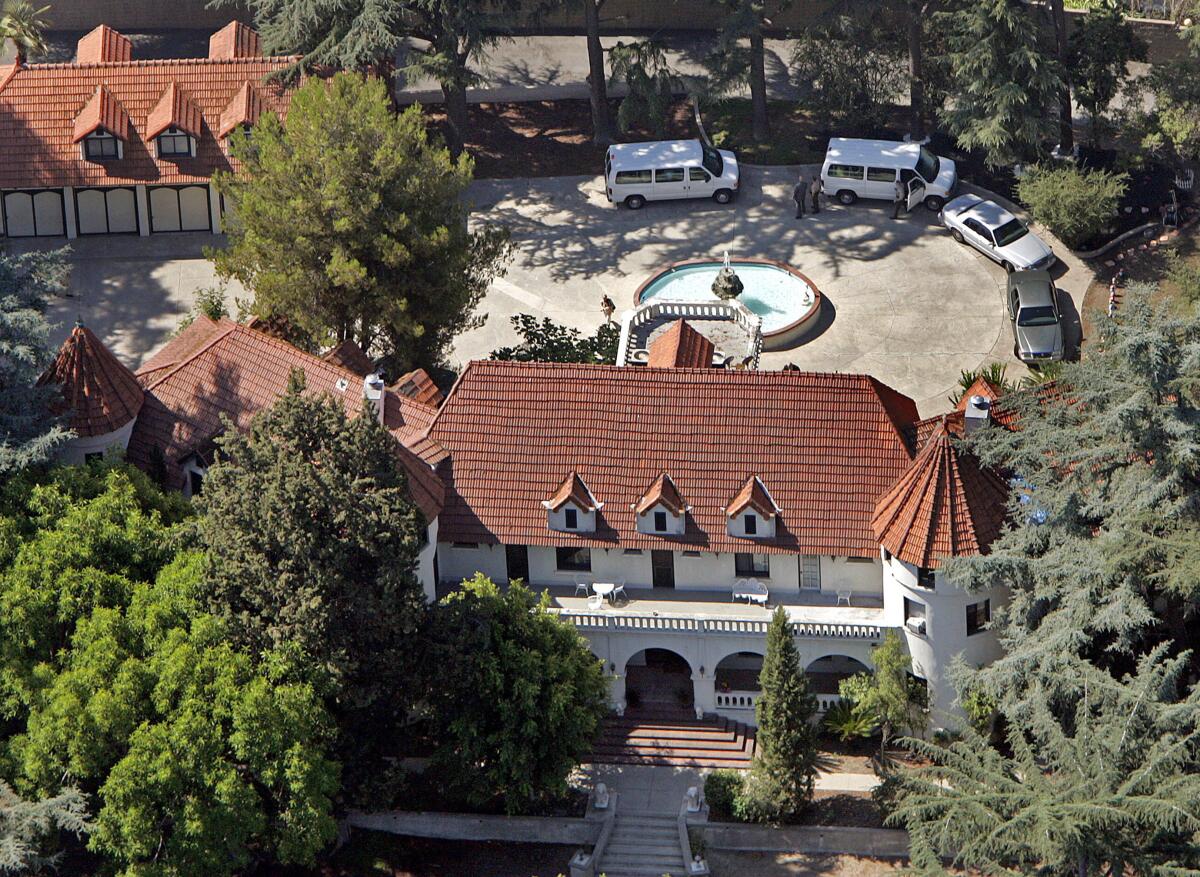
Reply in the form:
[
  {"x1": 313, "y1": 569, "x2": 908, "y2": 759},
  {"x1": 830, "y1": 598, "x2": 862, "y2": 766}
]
[
  {"x1": 363, "y1": 373, "x2": 386, "y2": 424},
  {"x1": 77, "y1": 25, "x2": 132, "y2": 64},
  {"x1": 963, "y1": 395, "x2": 991, "y2": 434},
  {"x1": 209, "y1": 21, "x2": 262, "y2": 60}
]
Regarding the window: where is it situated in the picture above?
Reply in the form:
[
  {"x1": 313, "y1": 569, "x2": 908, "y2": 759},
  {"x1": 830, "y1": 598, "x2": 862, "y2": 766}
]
[
  {"x1": 188, "y1": 469, "x2": 204, "y2": 497},
  {"x1": 564, "y1": 508, "x2": 578, "y2": 530},
  {"x1": 689, "y1": 167, "x2": 710, "y2": 182},
  {"x1": 800, "y1": 554, "x2": 821, "y2": 590},
  {"x1": 683, "y1": 550, "x2": 702, "y2": 557},
  {"x1": 882, "y1": 548, "x2": 892, "y2": 562},
  {"x1": 735, "y1": 552, "x2": 769, "y2": 577},
  {"x1": 904, "y1": 597, "x2": 926, "y2": 623},
  {"x1": 915, "y1": 146, "x2": 940, "y2": 182},
  {"x1": 84, "y1": 131, "x2": 118, "y2": 159},
  {"x1": 556, "y1": 546, "x2": 592, "y2": 572},
  {"x1": 964, "y1": 218, "x2": 993, "y2": 242},
  {"x1": 994, "y1": 218, "x2": 1029, "y2": 247},
  {"x1": 653, "y1": 511, "x2": 667, "y2": 532},
  {"x1": 158, "y1": 127, "x2": 191, "y2": 157},
  {"x1": 867, "y1": 166, "x2": 896, "y2": 182},
  {"x1": 701, "y1": 145, "x2": 724, "y2": 176},
  {"x1": 1018, "y1": 305, "x2": 1058, "y2": 327},
  {"x1": 614, "y1": 169, "x2": 651, "y2": 184},
  {"x1": 847, "y1": 556, "x2": 874, "y2": 563},
  {"x1": 966, "y1": 599, "x2": 991, "y2": 636},
  {"x1": 623, "y1": 548, "x2": 644, "y2": 555},
  {"x1": 743, "y1": 513, "x2": 757, "y2": 536},
  {"x1": 655, "y1": 168, "x2": 684, "y2": 183},
  {"x1": 452, "y1": 542, "x2": 479, "y2": 549},
  {"x1": 827, "y1": 163, "x2": 863, "y2": 180},
  {"x1": 917, "y1": 567, "x2": 935, "y2": 589}
]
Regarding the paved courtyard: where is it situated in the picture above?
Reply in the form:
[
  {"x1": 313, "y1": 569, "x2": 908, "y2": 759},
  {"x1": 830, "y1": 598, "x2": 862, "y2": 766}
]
[{"x1": 460, "y1": 165, "x2": 1089, "y2": 416}]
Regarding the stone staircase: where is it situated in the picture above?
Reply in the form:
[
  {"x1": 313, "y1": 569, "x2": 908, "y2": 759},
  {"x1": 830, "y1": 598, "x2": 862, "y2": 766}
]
[
  {"x1": 590, "y1": 710, "x2": 756, "y2": 768},
  {"x1": 596, "y1": 811, "x2": 687, "y2": 877}
]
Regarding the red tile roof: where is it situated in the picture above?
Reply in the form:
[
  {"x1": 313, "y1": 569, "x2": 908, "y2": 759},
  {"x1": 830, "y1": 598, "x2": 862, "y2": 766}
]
[
  {"x1": 39, "y1": 322, "x2": 143, "y2": 436},
  {"x1": 427, "y1": 362, "x2": 919, "y2": 556},
  {"x1": 636, "y1": 473, "x2": 687, "y2": 516},
  {"x1": 647, "y1": 320, "x2": 715, "y2": 368},
  {"x1": 76, "y1": 26, "x2": 132, "y2": 64},
  {"x1": 209, "y1": 21, "x2": 262, "y2": 60},
  {"x1": 145, "y1": 82, "x2": 204, "y2": 140},
  {"x1": 955, "y1": 376, "x2": 1004, "y2": 410},
  {"x1": 72, "y1": 85, "x2": 130, "y2": 142},
  {"x1": 726, "y1": 475, "x2": 779, "y2": 518},
  {"x1": 128, "y1": 319, "x2": 442, "y2": 520},
  {"x1": 391, "y1": 368, "x2": 444, "y2": 409},
  {"x1": 545, "y1": 471, "x2": 600, "y2": 512},
  {"x1": 321, "y1": 339, "x2": 374, "y2": 377},
  {"x1": 0, "y1": 24, "x2": 295, "y2": 188},
  {"x1": 871, "y1": 419, "x2": 1009, "y2": 569},
  {"x1": 218, "y1": 80, "x2": 268, "y2": 139}
]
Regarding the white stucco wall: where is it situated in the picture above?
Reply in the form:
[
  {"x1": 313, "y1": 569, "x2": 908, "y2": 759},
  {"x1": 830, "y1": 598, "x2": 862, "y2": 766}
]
[
  {"x1": 437, "y1": 541, "x2": 508, "y2": 585},
  {"x1": 55, "y1": 420, "x2": 135, "y2": 466},
  {"x1": 634, "y1": 503, "x2": 685, "y2": 536},
  {"x1": 417, "y1": 519, "x2": 439, "y2": 602},
  {"x1": 546, "y1": 502, "x2": 596, "y2": 533}
]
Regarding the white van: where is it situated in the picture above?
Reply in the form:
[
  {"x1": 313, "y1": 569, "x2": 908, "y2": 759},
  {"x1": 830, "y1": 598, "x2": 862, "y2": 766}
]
[
  {"x1": 820, "y1": 138, "x2": 958, "y2": 211},
  {"x1": 605, "y1": 140, "x2": 740, "y2": 209}
]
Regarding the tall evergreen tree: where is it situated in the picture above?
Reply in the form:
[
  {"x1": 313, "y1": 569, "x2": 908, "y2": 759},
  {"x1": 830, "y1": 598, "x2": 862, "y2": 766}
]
[
  {"x1": 935, "y1": 0, "x2": 1063, "y2": 166},
  {"x1": 0, "y1": 249, "x2": 70, "y2": 477},
  {"x1": 1068, "y1": 3, "x2": 1146, "y2": 145},
  {"x1": 740, "y1": 606, "x2": 818, "y2": 822},
  {"x1": 0, "y1": 782, "x2": 89, "y2": 874},
  {"x1": 582, "y1": 0, "x2": 613, "y2": 145},
  {"x1": 706, "y1": 0, "x2": 792, "y2": 142}
]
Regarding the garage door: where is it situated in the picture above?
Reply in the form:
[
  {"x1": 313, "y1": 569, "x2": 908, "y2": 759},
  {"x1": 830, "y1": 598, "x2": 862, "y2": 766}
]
[
  {"x1": 76, "y1": 187, "x2": 137, "y2": 235},
  {"x1": 149, "y1": 185, "x2": 210, "y2": 233},
  {"x1": 3, "y1": 190, "x2": 65, "y2": 237}
]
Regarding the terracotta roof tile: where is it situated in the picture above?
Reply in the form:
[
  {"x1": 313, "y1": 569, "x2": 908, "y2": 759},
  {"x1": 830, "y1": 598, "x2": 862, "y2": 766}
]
[
  {"x1": 72, "y1": 85, "x2": 130, "y2": 142},
  {"x1": 76, "y1": 25, "x2": 132, "y2": 64},
  {"x1": 427, "y1": 362, "x2": 919, "y2": 556},
  {"x1": 635, "y1": 472, "x2": 687, "y2": 516},
  {"x1": 955, "y1": 376, "x2": 1004, "y2": 411},
  {"x1": 390, "y1": 367, "x2": 444, "y2": 408},
  {"x1": 209, "y1": 21, "x2": 262, "y2": 60},
  {"x1": 647, "y1": 319, "x2": 715, "y2": 368},
  {"x1": 218, "y1": 80, "x2": 266, "y2": 139},
  {"x1": 726, "y1": 475, "x2": 779, "y2": 518},
  {"x1": 39, "y1": 322, "x2": 143, "y2": 436},
  {"x1": 0, "y1": 28, "x2": 294, "y2": 188},
  {"x1": 871, "y1": 419, "x2": 1009, "y2": 569},
  {"x1": 145, "y1": 82, "x2": 204, "y2": 140},
  {"x1": 544, "y1": 471, "x2": 600, "y2": 511},
  {"x1": 321, "y1": 339, "x2": 374, "y2": 377},
  {"x1": 127, "y1": 319, "x2": 442, "y2": 520}
]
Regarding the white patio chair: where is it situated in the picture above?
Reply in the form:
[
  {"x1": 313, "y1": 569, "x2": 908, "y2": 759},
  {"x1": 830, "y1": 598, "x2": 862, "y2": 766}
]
[
  {"x1": 574, "y1": 576, "x2": 590, "y2": 597},
  {"x1": 612, "y1": 578, "x2": 627, "y2": 604},
  {"x1": 836, "y1": 590, "x2": 852, "y2": 606},
  {"x1": 587, "y1": 592, "x2": 604, "y2": 610}
]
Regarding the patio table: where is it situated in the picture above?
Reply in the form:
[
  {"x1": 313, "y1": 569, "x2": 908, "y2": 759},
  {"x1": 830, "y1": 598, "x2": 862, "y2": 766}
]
[{"x1": 592, "y1": 582, "x2": 617, "y2": 603}]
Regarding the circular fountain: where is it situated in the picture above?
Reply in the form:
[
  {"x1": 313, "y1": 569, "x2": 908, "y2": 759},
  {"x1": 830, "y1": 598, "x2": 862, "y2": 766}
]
[{"x1": 636, "y1": 256, "x2": 823, "y2": 350}]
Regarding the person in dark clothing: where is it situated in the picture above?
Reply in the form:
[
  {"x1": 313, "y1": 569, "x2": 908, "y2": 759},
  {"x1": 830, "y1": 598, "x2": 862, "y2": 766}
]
[
  {"x1": 793, "y1": 175, "x2": 807, "y2": 218},
  {"x1": 809, "y1": 175, "x2": 823, "y2": 214},
  {"x1": 600, "y1": 294, "x2": 616, "y2": 324}
]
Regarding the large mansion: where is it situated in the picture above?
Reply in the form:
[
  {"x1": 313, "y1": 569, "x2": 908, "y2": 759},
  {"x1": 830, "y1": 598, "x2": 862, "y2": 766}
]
[{"x1": 43, "y1": 315, "x2": 1016, "y2": 728}]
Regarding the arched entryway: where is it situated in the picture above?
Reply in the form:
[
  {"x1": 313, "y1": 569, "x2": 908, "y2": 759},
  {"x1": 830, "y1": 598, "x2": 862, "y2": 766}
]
[
  {"x1": 624, "y1": 648, "x2": 694, "y2": 715},
  {"x1": 806, "y1": 654, "x2": 871, "y2": 696},
  {"x1": 714, "y1": 651, "x2": 764, "y2": 711}
]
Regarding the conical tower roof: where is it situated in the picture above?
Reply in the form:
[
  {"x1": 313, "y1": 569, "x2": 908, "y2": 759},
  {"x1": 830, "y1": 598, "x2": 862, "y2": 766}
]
[
  {"x1": 39, "y1": 323, "x2": 144, "y2": 437},
  {"x1": 870, "y1": 419, "x2": 1008, "y2": 569}
]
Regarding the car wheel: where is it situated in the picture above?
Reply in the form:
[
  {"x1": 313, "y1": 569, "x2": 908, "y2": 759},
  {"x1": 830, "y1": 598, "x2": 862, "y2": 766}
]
[
  {"x1": 713, "y1": 189, "x2": 733, "y2": 204},
  {"x1": 625, "y1": 194, "x2": 646, "y2": 210},
  {"x1": 951, "y1": 228, "x2": 965, "y2": 244},
  {"x1": 836, "y1": 190, "x2": 857, "y2": 206},
  {"x1": 924, "y1": 195, "x2": 945, "y2": 212},
  {"x1": 1002, "y1": 261, "x2": 1014, "y2": 274}
]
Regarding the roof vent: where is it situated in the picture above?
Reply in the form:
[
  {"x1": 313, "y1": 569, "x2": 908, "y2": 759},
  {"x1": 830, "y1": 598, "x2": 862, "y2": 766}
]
[
  {"x1": 335, "y1": 378, "x2": 349, "y2": 392},
  {"x1": 964, "y1": 394, "x2": 991, "y2": 433}
]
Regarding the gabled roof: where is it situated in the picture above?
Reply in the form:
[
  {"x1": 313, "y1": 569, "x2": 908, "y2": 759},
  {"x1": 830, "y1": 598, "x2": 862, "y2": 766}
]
[
  {"x1": 871, "y1": 418, "x2": 1009, "y2": 569},
  {"x1": 636, "y1": 473, "x2": 687, "y2": 516},
  {"x1": 427, "y1": 361, "x2": 919, "y2": 555},
  {"x1": 72, "y1": 85, "x2": 129, "y2": 142},
  {"x1": 39, "y1": 322, "x2": 143, "y2": 437},
  {"x1": 209, "y1": 21, "x2": 262, "y2": 60},
  {"x1": 219, "y1": 80, "x2": 266, "y2": 138},
  {"x1": 647, "y1": 320, "x2": 715, "y2": 368},
  {"x1": 127, "y1": 319, "x2": 442, "y2": 520},
  {"x1": 726, "y1": 475, "x2": 779, "y2": 518},
  {"x1": 145, "y1": 82, "x2": 204, "y2": 140},
  {"x1": 543, "y1": 471, "x2": 601, "y2": 512},
  {"x1": 391, "y1": 368, "x2": 444, "y2": 409},
  {"x1": 321, "y1": 339, "x2": 374, "y2": 377}
]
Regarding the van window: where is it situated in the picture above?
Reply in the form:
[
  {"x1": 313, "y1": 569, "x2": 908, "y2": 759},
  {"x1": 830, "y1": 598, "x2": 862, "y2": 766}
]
[
  {"x1": 614, "y1": 169, "x2": 651, "y2": 185},
  {"x1": 702, "y1": 145, "x2": 723, "y2": 177},
  {"x1": 916, "y1": 146, "x2": 940, "y2": 182},
  {"x1": 656, "y1": 168, "x2": 684, "y2": 183},
  {"x1": 689, "y1": 167, "x2": 710, "y2": 182},
  {"x1": 867, "y1": 167, "x2": 896, "y2": 182},
  {"x1": 827, "y1": 164, "x2": 864, "y2": 180}
]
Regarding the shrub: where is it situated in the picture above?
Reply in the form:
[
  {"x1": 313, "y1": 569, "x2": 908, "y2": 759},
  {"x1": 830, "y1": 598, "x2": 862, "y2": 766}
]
[
  {"x1": 1167, "y1": 251, "x2": 1200, "y2": 304},
  {"x1": 1016, "y1": 164, "x2": 1128, "y2": 250},
  {"x1": 822, "y1": 699, "x2": 878, "y2": 742},
  {"x1": 703, "y1": 769, "x2": 745, "y2": 820},
  {"x1": 960, "y1": 685, "x2": 998, "y2": 736}
]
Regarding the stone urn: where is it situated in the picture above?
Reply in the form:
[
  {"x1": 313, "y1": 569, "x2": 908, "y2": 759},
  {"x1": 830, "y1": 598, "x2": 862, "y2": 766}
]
[{"x1": 711, "y1": 265, "x2": 743, "y2": 301}]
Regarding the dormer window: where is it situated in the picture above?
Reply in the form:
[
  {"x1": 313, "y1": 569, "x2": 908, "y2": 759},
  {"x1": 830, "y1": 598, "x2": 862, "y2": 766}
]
[
  {"x1": 565, "y1": 508, "x2": 578, "y2": 530},
  {"x1": 635, "y1": 473, "x2": 688, "y2": 536},
  {"x1": 654, "y1": 511, "x2": 667, "y2": 532},
  {"x1": 84, "y1": 130, "x2": 118, "y2": 160},
  {"x1": 542, "y1": 471, "x2": 601, "y2": 534},
  {"x1": 725, "y1": 475, "x2": 780, "y2": 539},
  {"x1": 158, "y1": 126, "x2": 192, "y2": 158}
]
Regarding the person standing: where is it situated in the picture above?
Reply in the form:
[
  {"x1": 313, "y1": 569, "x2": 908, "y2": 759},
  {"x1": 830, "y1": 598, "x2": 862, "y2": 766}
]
[
  {"x1": 809, "y1": 174, "x2": 823, "y2": 214},
  {"x1": 793, "y1": 174, "x2": 807, "y2": 219},
  {"x1": 600, "y1": 294, "x2": 616, "y2": 324},
  {"x1": 892, "y1": 178, "x2": 906, "y2": 219}
]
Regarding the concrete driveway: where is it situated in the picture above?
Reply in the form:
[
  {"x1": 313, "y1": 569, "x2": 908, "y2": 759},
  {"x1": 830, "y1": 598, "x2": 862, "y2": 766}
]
[{"x1": 462, "y1": 165, "x2": 1091, "y2": 416}]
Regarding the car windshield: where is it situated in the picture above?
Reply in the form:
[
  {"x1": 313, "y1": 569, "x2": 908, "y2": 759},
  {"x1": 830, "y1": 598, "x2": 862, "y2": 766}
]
[
  {"x1": 915, "y1": 147, "x2": 939, "y2": 182},
  {"x1": 1018, "y1": 305, "x2": 1058, "y2": 327},
  {"x1": 702, "y1": 145, "x2": 724, "y2": 177},
  {"x1": 994, "y1": 218, "x2": 1028, "y2": 247}
]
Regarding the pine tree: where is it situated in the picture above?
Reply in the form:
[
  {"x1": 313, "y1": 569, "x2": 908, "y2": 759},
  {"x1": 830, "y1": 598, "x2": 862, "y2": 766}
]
[
  {"x1": 741, "y1": 606, "x2": 818, "y2": 822},
  {"x1": 705, "y1": 0, "x2": 793, "y2": 142},
  {"x1": 856, "y1": 630, "x2": 926, "y2": 751},
  {"x1": 0, "y1": 248, "x2": 70, "y2": 477},
  {"x1": 0, "y1": 783, "x2": 89, "y2": 874}
]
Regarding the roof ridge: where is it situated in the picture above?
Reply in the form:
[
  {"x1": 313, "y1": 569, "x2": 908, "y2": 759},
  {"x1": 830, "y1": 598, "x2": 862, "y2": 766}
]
[
  {"x1": 142, "y1": 321, "x2": 239, "y2": 391},
  {"x1": 21, "y1": 56, "x2": 300, "y2": 71}
]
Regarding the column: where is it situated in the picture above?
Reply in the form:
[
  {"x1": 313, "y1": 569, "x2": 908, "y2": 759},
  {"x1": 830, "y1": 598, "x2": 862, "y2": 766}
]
[
  {"x1": 609, "y1": 673, "x2": 626, "y2": 716},
  {"x1": 208, "y1": 182, "x2": 222, "y2": 233},
  {"x1": 135, "y1": 185, "x2": 150, "y2": 236},
  {"x1": 62, "y1": 187, "x2": 77, "y2": 239},
  {"x1": 692, "y1": 673, "x2": 716, "y2": 720}
]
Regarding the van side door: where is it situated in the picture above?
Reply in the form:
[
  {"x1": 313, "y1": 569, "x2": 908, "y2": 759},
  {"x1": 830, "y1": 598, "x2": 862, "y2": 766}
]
[
  {"x1": 654, "y1": 167, "x2": 688, "y2": 200},
  {"x1": 866, "y1": 166, "x2": 897, "y2": 201},
  {"x1": 688, "y1": 166, "x2": 715, "y2": 197}
]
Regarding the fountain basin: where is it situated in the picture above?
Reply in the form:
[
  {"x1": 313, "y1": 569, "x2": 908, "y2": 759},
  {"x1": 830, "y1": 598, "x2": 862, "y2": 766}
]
[{"x1": 635, "y1": 258, "x2": 823, "y2": 350}]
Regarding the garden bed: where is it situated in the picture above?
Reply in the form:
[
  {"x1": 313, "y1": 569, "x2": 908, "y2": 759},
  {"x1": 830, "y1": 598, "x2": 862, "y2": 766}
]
[{"x1": 707, "y1": 850, "x2": 907, "y2": 876}]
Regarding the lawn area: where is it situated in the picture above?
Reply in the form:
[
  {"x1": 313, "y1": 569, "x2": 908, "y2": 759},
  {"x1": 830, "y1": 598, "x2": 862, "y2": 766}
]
[{"x1": 703, "y1": 99, "x2": 832, "y2": 165}]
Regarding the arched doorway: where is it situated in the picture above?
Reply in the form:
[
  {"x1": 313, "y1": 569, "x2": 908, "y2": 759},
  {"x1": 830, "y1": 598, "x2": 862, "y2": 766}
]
[
  {"x1": 715, "y1": 651, "x2": 764, "y2": 695},
  {"x1": 624, "y1": 648, "x2": 693, "y2": 714},
  {"x1": 806, "y1": 654, "x2": 871, "y2": 695}
]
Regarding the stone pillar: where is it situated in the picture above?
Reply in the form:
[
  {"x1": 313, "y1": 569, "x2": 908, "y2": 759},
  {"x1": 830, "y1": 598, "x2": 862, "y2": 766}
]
[
  {"x1": 62, "y1": 187, "x2": 77, "y2": 239},
  {"x1": 208, "y1": 182, "x2": 222, "y2": 233},
  {"x1": 692, "y1": 673, "x2": 716, "y2": 720},
  {"x1": 609, "y1": 674, "x2": 626, "y2": 716},
  {"x1": 135, "y1": 185, "x2": 150, "y2": 236}
]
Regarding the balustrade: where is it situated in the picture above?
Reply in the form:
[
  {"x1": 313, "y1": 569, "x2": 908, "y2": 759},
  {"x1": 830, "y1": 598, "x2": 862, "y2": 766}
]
[{"x1": 557, "y1": 608, "x2": 883, "y2": 641}]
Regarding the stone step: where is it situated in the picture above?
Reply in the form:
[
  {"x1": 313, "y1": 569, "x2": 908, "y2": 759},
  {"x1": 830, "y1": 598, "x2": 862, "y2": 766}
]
[
  {"x1": 601, "y1": 726, "x2": 743, "y2": 742},
  {"x1": 600, "y1": 855, "x2": 687, "y2": 872},
  {"x1": 594, "y1": 751, "x2": 753, "y2": 768}
]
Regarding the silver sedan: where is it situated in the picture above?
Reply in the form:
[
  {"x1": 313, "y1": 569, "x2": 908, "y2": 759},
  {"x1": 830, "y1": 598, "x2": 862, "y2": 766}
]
[{"x1": 941, "y1": 194, "x2": 1056, "y2": 273}]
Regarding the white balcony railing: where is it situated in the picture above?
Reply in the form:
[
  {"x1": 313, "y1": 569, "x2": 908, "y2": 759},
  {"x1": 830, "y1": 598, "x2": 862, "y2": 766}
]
[
  {"x1": 556, "y1": 609, "x2": 885, "y2": 641},
  {"x1": 715, "y1": 690, "x2": 759, "y2": 710},
  {"x1": 615, "y1": 298, "x2": 763, "y2": 367}
]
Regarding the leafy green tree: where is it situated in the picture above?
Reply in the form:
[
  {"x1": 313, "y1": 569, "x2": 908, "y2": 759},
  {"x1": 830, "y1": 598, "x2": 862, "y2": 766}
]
[
  {"x1": 490, "y1": 315, "x2": 619, "y2": 364},
  {"x1": 427, "y1": 574, "x2": 609, "y2": 814},
  {"x1": 0, "y1": 782, "x2": 89, "y2": 875},
  {"x1": 211, "y1": 73, "x2": 512, "y2": 371},
  {"x1": 1016, "y1": 163, "x2": 1128, "y2": 250},
  {"x1": 1136, "y1": 24, "x2": 1200, "y2": 162},
  {"x1": 888, "y1": 648, "x2": 1200, "y2": 876},
  {"x1": 0, "y1": 1, "x2": 49, "y2": 65},
  {"x1": 935, "y1": 0, "x2": 1064, "y2": 166},
  {"x1": 0, "y1": 249, "x2": 70, "y2": 478},
  {"x1": 1067, "y1": 2, "x2": 1146, "y2": 144},
  {"x1": 608, "y1": 39, "x2": 679, "y2": 138},
  {"x1": 195, "y1": 372, "x2": 427, "y2": 797},
  {"x1": 945, "y1": 284, "x2": 1200, "y2": 718},
  {"x1": 854, "y1": 631, "x2": 926, "y2": 751},
  {"x1": 947, "y1": 362, "x2": 1013, "y2": 406},
  {"x1": 706, "y1": 0, "x2": 792, "y2": 142},
  {"x1": 739, "y1": 607, "x2": 818, "y2": 822}
]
